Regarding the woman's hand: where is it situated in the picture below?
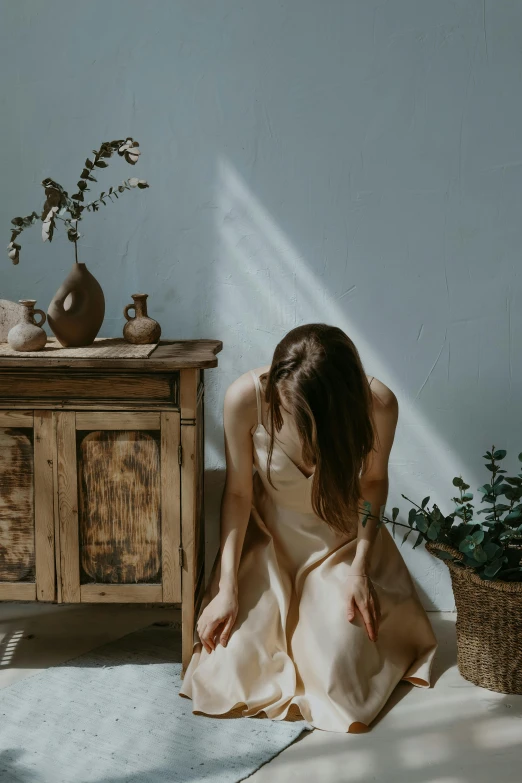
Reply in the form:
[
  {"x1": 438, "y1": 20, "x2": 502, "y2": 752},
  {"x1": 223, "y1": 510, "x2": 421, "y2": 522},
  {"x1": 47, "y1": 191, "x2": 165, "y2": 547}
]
[
  {"x1": 346, "y1": 574, "x2": 381, "y2": 642},
  {"x1": 196, "y1": 587, "x2": 239, "y2": 654}
]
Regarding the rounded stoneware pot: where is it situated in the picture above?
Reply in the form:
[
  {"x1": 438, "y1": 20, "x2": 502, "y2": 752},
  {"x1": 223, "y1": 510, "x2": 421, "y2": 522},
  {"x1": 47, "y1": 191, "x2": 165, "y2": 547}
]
[
  {"x1": 47, "y1": 262, "x2": 105, "y2": 347},
  {"x1": 7, "y1": 299, "x2": 47, "y2": 351},
  {"x1": 123, "y1": 293, "x2": 161, "y2": 345}
]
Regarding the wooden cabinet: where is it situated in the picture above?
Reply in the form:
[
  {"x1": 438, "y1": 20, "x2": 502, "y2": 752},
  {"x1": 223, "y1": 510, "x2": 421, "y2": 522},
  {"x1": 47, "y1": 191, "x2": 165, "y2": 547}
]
[{"x1": 0, "y1": 340, "x2": 221, "y2": 671}]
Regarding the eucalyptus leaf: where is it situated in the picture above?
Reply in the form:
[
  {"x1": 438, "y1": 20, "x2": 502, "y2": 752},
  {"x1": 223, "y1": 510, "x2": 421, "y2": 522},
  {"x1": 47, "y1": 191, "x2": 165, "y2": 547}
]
[
  {"x1": 473, "y1": 545, "x2": 487, "y2": 563},
  {"x1": 412, "y1": 532, "x2": 424, "y2": 550},
  {"x1": 484, "y1": 541, "x2": 502, "y2": 559},
  {"x1": 459, "y1": 537, "x2": 474, "y2": 555},
  {"x1": 426, "y1": 522, "x2": 439, "y2": 541},
  {"x1": 493, "y1": 450, "x2": 507, "y2": 460},
  {"x1": 421, "y1": 496, "x2": 430, "y2": 509},
  {"x1": 484, "y1": 557, "x2": 505, "y2": 578},
  {"x1": 435, "y1": 550, "x2": 455, "y2": 561}
]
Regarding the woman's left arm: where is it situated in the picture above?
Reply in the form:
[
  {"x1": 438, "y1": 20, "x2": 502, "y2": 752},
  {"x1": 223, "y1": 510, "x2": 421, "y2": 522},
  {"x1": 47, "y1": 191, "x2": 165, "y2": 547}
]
[{"x1": 346, "y1": 383, "x2": 399, "y2": 641}]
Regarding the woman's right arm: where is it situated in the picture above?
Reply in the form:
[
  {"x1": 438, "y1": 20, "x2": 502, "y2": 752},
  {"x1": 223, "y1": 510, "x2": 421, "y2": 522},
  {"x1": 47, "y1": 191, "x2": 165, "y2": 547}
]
[
  {"x1": 196, "y1": 373, "x2": 257, "y2": 653},
  {"x1": 217, "y1": 375, "x2": 256, "y2": 593}
]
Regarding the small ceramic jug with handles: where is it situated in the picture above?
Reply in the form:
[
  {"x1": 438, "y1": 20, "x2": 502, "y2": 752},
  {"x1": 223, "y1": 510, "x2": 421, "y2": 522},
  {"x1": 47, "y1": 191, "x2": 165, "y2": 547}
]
[
  {"x1": 7, "y1": 299, "x2": 47, "y2": 351},
  {"x1": 123, "y1": 293, "x2": 161, "y2": 345}
]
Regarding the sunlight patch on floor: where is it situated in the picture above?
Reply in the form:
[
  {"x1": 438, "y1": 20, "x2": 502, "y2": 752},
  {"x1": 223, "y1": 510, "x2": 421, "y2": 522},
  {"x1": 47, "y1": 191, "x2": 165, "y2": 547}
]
[{"x1": 0, "y1": 629, "x2": 24, "y2": 666}]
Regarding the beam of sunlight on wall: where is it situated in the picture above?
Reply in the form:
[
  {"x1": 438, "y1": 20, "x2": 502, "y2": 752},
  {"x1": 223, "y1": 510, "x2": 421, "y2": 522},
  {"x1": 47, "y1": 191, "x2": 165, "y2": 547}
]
[{"x1": 214, "y1": 157, "x2": 471, "y2": 608}]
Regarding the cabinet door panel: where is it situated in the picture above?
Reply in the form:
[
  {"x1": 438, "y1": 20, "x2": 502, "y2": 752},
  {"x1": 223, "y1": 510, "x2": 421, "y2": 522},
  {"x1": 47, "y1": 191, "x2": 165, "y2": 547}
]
[
  {"x1": 0, "y1": 411, "x2": 54, "y2": 601},
  {"x1": 0, "y1": 427, "x2": 34, "y2": 582},
  {"x1": 56, "y1": 411, "x2": 181, "y2": 603},
  {"x1": 78, "y1": 429, "x2": 162, "y2": 584}
]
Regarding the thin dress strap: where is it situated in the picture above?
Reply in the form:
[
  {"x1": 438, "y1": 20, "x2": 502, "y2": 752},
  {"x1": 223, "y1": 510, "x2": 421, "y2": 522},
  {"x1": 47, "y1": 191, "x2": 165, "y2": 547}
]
[
  {"x1": 250, "y1": 370, "x2": 263, "y2": 426},
  {"x1": 369, "y1": 376, "x2": 374, "y2": 387}
]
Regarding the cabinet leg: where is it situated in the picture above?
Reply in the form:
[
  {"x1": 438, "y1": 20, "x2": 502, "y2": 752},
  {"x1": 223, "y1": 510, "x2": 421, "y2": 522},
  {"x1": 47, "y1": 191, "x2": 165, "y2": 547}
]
[{"x1": 181, "y1": 597, "x2": 195, "y2": 677}]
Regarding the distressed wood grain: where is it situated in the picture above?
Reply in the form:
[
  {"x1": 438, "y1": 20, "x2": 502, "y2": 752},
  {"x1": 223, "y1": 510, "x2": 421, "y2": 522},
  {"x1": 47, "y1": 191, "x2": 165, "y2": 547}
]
[
  {"x1": 78, "y1": 430, "x2": 161, "y2": 584},
  {"x1": 52, "y1": 412, "x2": 62, "y2": 603},
  {"x1": 180, "y1": 369, "x2": 198, "y2": 673},
  {"x1": 0, "y1": 339, "x2": 222, "y2": 370},
  {"x1": 0, "y1": 582, "x2": 36, "y2": 600},
  {"x1": 0, "y1": 426, "x2": 34, "y2": 582},
  {"x1": 161, "y1": 412, "x2": 181, "y2": 602},
  {"x1": 0, "y1": 372, "x2": 178, "y2": 404},
  {"x1": 80, "y1": 583, "x2": 163, "y2": 603},
  {"x1": 56, "y1": 412, "x2": 80, "y2": 602},
  {"x1": 0, "y1": 411, "x2": 33, "y2": 427},
  {"x1": 76, "y1": 412, "x2": 161, "y2": 431},
  {"x1": 34, "y1": 411, "x2": 55, "y2": 600},
  {"x1": 194, "y1": 381, "x2": 205, "y2": 606}
]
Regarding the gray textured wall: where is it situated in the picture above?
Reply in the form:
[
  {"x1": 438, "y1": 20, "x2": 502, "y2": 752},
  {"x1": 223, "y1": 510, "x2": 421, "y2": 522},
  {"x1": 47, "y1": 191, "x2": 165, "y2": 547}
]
[{"x1": 2, "y1": 1, "x2": 521, "y2": 609}]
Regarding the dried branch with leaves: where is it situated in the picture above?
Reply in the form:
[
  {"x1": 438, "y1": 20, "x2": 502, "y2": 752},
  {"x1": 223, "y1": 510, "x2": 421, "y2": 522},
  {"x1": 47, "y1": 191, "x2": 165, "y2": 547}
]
[{"x1": 7, "y1": 137, "x2": 149, "y2": 265}]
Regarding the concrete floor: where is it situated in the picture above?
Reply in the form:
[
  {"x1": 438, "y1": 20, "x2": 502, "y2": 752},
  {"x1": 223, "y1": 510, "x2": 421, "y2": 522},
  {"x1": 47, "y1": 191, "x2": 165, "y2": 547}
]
[{"x1": 1, "y1": 606, "x2": 521, "y2": 783}]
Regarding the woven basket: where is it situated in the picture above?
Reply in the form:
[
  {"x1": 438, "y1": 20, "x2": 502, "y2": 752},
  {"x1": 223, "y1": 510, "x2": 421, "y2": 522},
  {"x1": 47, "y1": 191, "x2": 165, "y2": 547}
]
[{"x1": 426, "y1": 541, "x2": 522, "y2": 694}]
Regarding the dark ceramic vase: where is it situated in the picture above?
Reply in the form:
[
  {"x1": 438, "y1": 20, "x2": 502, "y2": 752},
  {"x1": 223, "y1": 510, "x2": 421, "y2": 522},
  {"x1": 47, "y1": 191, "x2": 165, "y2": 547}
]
[{"x1": 47, "y1": 262, "x2": 105, "y2": 347}]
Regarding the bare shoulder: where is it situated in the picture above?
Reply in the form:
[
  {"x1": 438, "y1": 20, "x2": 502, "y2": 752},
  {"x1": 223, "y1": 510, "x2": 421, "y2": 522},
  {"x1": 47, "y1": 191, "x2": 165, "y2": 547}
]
[
  {"x1": 224, "y1": 371, "x2": 256, "y2": 413},
  {"x1": 224, "y1": 366, "x2": 268, "y2": 428},
  {"x1": 368, "y1": 376, "x2": 398, "y2": 418}
]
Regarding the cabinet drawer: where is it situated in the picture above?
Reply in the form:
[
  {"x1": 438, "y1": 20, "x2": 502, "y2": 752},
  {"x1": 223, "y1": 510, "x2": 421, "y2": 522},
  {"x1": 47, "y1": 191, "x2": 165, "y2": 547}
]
[{"x1": 0, "y1": 371, "x2": 179, "y2": 408}]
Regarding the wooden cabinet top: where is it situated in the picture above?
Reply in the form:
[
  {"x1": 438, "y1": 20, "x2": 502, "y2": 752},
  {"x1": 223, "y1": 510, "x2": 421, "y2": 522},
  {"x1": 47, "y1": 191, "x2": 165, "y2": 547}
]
[{"x1": 0, "y1": 339, "x2": 222, "y2": 371}]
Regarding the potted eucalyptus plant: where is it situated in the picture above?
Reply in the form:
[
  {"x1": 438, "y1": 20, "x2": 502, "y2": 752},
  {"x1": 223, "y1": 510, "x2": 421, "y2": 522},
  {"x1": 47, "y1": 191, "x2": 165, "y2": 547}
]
[
  {"x1": 6, "y1": 138, "x2": 149, "y2": 347},
  {"x1": 362, "y1": 448, "x2": 522, "y2": 694}
]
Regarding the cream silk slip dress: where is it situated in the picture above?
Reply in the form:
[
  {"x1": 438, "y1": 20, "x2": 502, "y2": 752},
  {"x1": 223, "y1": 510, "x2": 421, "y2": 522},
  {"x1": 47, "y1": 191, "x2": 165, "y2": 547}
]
[{"x1": 179, "y1": 370, "x2": 438, "y2": 732}]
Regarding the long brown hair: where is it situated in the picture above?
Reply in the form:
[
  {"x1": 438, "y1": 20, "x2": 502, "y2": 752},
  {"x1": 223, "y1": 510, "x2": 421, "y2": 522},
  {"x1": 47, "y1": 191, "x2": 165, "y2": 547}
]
[{"x1": 261, "y1": 324, "x2": 375, "y2": 536}]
